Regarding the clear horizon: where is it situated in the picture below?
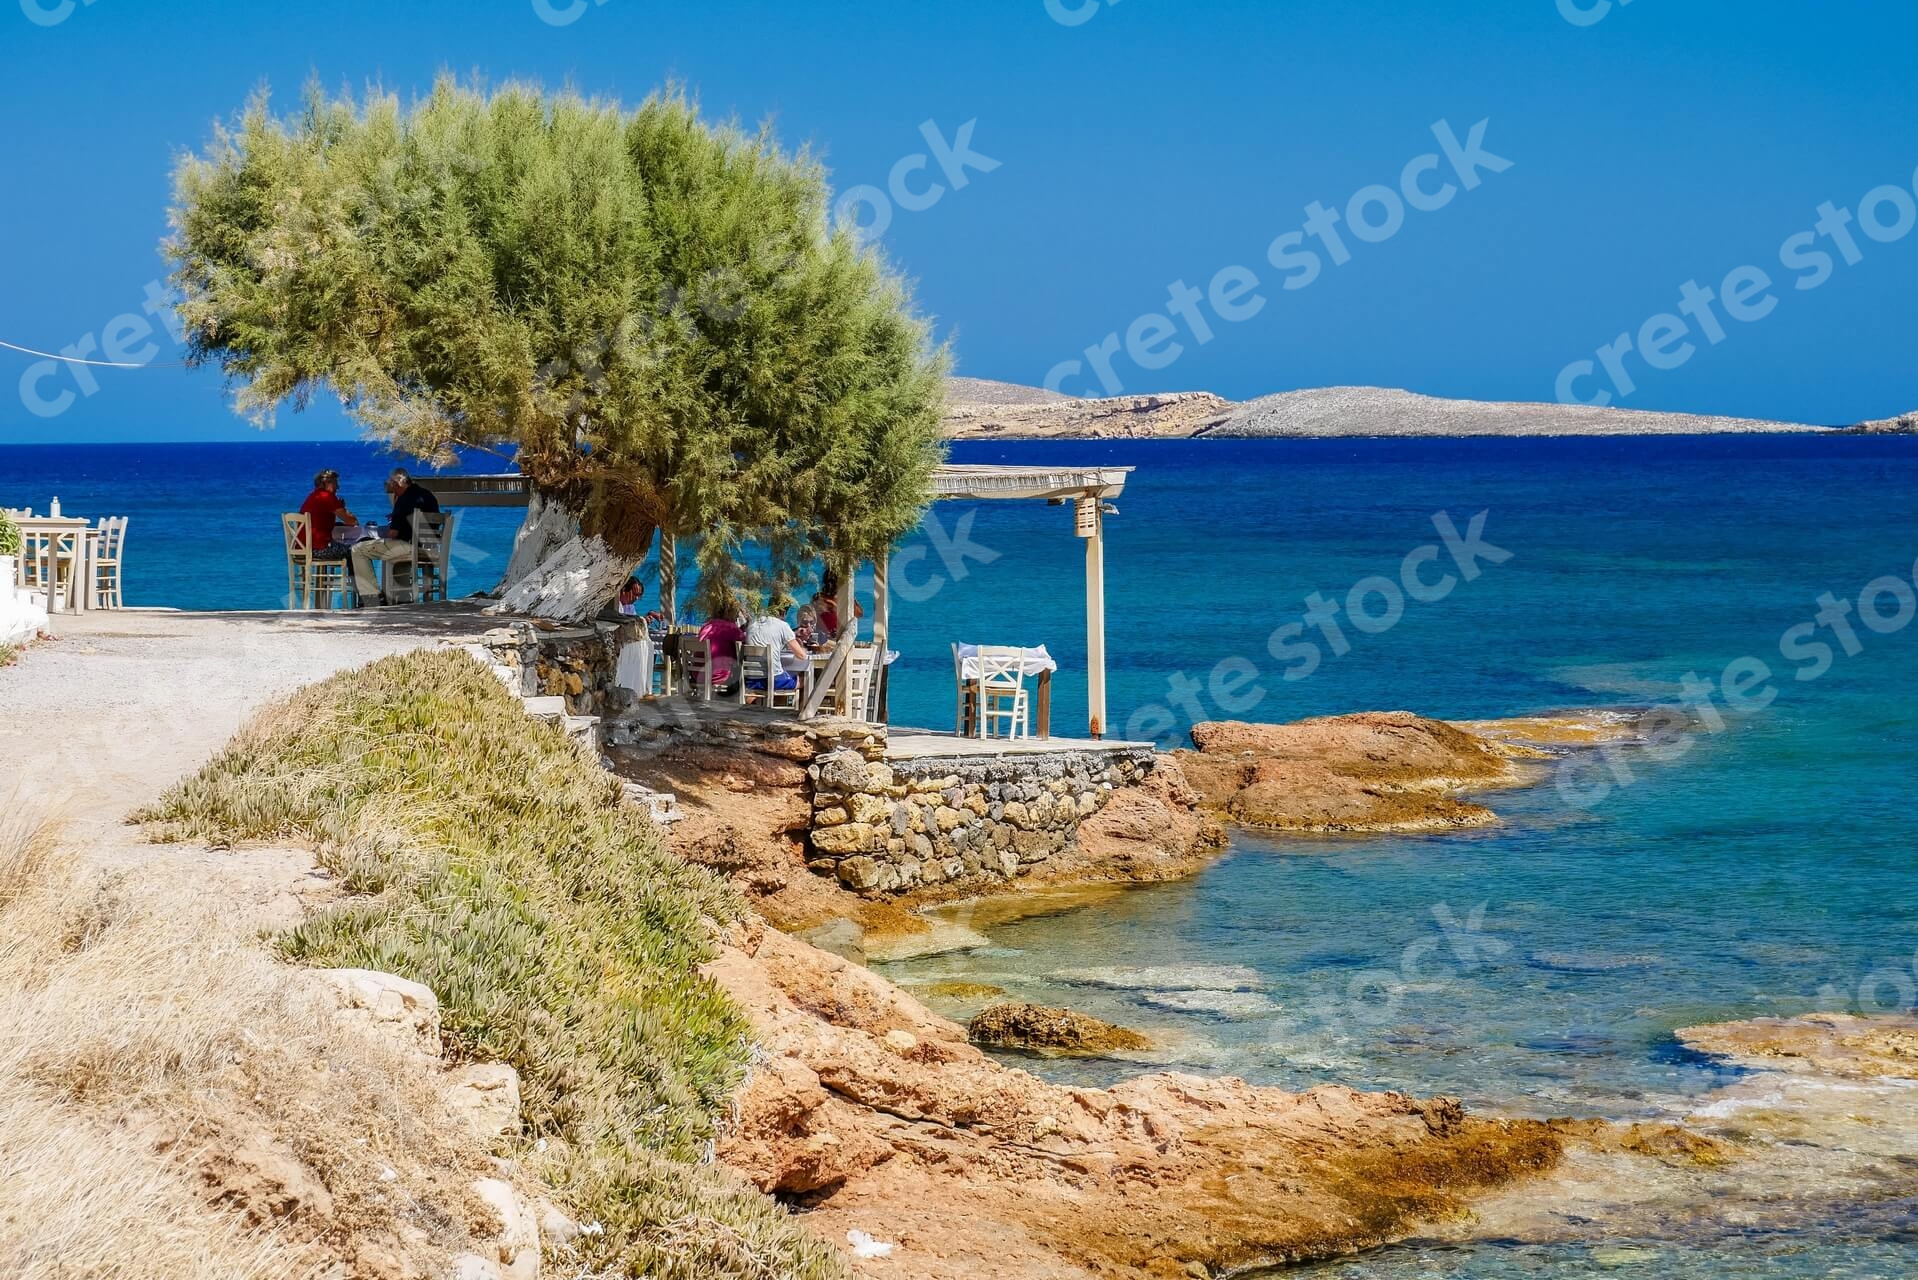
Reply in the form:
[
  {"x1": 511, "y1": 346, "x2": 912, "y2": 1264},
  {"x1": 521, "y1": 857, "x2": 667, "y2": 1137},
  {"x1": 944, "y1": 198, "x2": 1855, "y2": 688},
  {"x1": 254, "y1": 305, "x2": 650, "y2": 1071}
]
[{"x1": 3, "y1": 0, "x2": 1914, "y2": 444}]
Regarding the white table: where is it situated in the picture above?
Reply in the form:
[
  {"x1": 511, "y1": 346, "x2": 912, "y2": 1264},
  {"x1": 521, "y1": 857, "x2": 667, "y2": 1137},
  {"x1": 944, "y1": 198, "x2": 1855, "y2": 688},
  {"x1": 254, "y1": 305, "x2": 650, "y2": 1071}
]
[{"x1": 954, "y1": 643, "x2": 1057, "y2": 680}]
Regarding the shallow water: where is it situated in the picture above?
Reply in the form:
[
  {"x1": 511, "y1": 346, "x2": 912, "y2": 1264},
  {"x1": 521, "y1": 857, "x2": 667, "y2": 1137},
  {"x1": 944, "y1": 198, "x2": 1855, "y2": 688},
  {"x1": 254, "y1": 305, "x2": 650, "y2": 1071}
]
[{"x1": 10, "y1": 434, "x2": 1918, "y2": 1275}]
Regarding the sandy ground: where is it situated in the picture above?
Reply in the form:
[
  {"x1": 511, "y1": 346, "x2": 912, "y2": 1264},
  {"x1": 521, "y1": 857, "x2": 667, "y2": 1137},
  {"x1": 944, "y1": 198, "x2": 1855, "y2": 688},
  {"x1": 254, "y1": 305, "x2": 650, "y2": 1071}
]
[{"x1": 0, "y1": 603, "x2": 493, "y2": 878}]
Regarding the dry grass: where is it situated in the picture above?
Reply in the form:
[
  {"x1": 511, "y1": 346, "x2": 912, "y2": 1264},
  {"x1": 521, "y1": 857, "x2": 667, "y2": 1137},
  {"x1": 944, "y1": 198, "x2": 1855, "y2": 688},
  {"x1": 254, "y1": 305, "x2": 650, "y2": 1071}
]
[
  {"x1": 0, "y1": 804, "x2": 492, "y2": 1279},
  {"x1": 142, "y1": 649, "x2": 848, "y2": 1280}
]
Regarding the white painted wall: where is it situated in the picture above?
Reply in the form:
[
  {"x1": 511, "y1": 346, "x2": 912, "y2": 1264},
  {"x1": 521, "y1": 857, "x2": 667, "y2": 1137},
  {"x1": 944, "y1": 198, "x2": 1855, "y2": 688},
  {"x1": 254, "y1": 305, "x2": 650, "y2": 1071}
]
[{"x1": 0, "y1": 557, "x2": 49, "y2": 647}]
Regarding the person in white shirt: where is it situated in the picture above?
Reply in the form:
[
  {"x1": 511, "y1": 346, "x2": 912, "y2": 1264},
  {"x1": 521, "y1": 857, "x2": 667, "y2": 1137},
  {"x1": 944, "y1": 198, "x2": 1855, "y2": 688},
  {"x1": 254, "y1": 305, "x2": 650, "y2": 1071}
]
[{"x1": 744, "y1": 607, "x2": 811, "y2": 690}]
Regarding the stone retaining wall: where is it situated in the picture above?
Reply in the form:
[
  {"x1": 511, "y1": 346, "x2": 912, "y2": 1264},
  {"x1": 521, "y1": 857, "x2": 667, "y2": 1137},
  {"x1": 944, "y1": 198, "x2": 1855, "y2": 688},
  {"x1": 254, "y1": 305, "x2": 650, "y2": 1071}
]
[
  {"x1": 808, "y1": 746, "x2": 1156, "y2": 895},
  {"x1": 477, "y1": 618, "x2": 642, "y2": 716}
]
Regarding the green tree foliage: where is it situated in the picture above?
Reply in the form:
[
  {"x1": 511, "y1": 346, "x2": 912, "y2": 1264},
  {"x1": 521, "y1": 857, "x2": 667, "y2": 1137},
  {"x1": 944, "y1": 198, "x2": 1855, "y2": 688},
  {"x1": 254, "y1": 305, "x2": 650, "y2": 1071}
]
[{"x1": 169, "y1": 78, "x2": 946, "y2": 599}]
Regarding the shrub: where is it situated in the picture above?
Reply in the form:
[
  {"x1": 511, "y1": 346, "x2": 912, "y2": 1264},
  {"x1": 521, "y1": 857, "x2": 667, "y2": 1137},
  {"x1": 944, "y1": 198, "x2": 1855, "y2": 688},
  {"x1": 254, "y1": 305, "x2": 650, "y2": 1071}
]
[
  {"x1": 0, "y1": 511, "x2": 20, "y2": 559},
  {"x1": 142, "y1": 649, "x2": 845, "y2": 1280}
]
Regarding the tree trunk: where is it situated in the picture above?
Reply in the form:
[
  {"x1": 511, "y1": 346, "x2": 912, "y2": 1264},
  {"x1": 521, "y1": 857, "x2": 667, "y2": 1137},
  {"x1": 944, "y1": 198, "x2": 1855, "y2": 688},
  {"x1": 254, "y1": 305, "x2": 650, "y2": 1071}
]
[
  {"x1": 490, "y1": 487, "x2": 657, "y2": 624},
  {"x1": 488, "y1": 532, "x2": 637, "y2": 622},
  {"x1": 496, "y1": 491, "x2": 580, "y2": 596}
]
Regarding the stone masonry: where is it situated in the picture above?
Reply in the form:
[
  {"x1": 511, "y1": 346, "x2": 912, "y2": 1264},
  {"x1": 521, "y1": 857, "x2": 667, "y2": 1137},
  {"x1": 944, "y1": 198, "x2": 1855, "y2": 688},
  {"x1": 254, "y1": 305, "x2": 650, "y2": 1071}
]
[{"x1": 808, "y1": 746, "x2": 1156, "y2": 896}]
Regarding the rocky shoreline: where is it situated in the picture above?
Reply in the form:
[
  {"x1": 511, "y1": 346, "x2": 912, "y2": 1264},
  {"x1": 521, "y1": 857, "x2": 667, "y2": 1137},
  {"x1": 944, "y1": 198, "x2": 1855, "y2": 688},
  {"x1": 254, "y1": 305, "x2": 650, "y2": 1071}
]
[
  {"x1": 608, "y1": 705, "x2": 1663, "y2": 1274},
  {"x1": 708, "y1": 918, "x2": 1564, "y2": 1279}
]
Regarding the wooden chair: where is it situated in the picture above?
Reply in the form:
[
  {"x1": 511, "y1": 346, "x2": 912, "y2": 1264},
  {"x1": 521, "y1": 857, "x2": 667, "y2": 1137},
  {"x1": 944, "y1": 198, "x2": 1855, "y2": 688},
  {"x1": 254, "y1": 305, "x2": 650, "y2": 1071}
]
[
  {"x1": 19, "y1": 525, "x2": 81, "y2": 612},
  {"x1": 399, "y1": 511, "x2": 457, "y2": 603},
  {"x1": 739, "y1": 644, "x2": 804, "y2": 711},
  {"x1": 974, "y1": 646, "x2": 1031, "y2": 740},
  {"x1": 16, "y1": 527, "x2": 51, "y2": 595},
  {"x1": 280, "y1": 513, "x2": 349, "y2": 610},
  {"x1": 90, "y1": 516, "x2": 128, "y2": 609},
  {"x1": 680, "y1": 637, "x2": 718, "y2": 702},
  {"x1": 818, "y1": 645, "x2": 879, "y2": 720}
]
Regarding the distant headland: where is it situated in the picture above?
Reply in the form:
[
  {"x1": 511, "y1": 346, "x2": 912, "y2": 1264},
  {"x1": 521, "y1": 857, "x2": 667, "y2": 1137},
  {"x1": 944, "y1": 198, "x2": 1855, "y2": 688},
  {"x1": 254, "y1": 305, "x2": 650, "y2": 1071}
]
[{"x1": 942, "y1": 377, "x2": 1905, "y2": 439}]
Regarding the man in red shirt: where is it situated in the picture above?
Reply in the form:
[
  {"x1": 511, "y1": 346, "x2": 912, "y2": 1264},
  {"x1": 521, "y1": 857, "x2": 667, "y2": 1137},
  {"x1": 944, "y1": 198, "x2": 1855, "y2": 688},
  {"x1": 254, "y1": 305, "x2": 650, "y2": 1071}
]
[{"x1": 298, "y1": 469, "x2": 356, "y2": 553}]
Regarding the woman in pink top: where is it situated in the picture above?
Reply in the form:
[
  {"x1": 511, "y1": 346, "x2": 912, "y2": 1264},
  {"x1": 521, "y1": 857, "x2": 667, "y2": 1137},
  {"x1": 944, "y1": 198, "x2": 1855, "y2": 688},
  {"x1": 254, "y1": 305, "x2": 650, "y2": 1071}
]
[{"x1": 698, "y1": 608, "x2": 745, "y2": 688}]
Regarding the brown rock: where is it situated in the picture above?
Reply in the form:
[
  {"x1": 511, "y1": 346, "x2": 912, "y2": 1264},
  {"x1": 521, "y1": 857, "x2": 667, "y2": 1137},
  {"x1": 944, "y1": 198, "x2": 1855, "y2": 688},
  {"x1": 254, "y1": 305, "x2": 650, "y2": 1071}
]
[
  {"x1": 1677, "y1": 1012, "x2": 1918, "y2": 1079},
  {"x1": 968, "y1": 1002, "x2": 1152, "y2": 1054},
  {"x1": 1176, "y1": 712, "x2": 1528, "y2": 833},
  {"x1": 836, "y1": 856, "x2": 882, "y2": 891}
]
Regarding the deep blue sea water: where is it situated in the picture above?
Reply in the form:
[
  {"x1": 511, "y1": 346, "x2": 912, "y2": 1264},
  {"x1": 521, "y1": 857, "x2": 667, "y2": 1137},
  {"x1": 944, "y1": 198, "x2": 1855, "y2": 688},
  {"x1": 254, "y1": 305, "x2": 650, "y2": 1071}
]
[{"x1": 7, "y1": 434, "x2": 1918, "y2": 1274}]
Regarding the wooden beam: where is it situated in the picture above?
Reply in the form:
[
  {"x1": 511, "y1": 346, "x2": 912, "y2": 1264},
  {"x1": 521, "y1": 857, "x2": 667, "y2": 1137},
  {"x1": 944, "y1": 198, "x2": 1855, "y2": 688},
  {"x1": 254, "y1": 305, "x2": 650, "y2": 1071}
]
[
  {"x1": 800, "y1": 629, "x2": 856, "y2": 721},
  {"x1": 832, "y1": 563, "x2": 855, "y2": 714}
]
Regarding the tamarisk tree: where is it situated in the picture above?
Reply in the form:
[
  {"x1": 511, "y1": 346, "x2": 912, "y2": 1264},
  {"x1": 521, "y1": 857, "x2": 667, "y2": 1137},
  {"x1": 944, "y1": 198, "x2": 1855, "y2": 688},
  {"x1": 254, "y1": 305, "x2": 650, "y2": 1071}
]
[{"x1": 169, "y1": 79, "x2": 946, "y2": 618}]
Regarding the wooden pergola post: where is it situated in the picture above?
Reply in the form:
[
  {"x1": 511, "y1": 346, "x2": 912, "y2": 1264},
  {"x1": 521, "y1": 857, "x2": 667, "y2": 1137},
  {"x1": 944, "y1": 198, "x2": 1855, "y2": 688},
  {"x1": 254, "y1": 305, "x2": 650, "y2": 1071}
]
[
  {"x1": 870, "y1": 556, "x2": 891, "y2": 722},
  {"x1": 1079, "y1": 494, "x2": 1107, "y2": 739}
]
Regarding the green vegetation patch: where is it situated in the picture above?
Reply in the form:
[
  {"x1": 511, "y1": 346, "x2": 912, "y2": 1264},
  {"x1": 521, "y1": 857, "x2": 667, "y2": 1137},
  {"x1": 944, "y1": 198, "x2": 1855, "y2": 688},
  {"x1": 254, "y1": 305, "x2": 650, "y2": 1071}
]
[{"x1": 142, "y1": 648, "x2": 844, "y2": 1280}]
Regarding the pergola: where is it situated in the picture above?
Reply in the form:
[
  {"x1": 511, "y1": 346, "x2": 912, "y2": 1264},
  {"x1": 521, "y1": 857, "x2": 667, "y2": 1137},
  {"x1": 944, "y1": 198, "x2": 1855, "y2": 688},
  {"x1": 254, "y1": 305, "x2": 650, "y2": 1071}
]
[{"x1": 429, "y1": 462, "x2": 1133, "y2": 738}]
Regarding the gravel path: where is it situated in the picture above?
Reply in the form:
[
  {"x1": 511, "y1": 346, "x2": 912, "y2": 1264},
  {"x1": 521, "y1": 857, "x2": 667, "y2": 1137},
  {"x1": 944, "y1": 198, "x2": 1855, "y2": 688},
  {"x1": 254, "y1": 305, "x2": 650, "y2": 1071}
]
[{"x1": 0, "y1": 604, "x2": 495, "y2": 872}]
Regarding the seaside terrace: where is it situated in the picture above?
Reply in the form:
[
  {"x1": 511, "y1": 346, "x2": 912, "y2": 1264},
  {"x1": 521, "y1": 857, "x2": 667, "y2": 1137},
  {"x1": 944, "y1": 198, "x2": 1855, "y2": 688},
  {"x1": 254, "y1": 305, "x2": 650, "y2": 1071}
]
[{"x1": 425, "y1": 462, "x2": 1150, "y2": 769}]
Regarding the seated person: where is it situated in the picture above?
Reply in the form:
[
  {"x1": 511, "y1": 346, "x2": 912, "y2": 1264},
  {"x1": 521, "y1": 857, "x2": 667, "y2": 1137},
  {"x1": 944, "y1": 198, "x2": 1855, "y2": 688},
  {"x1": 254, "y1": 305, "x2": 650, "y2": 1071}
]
[
  {"x1": 793, "y1": 602, "x2": 821, "y2": 649},
  {"x1": 615, "y1": 577, "x2": 645, "y2": 616},
  {"x1": 350, "y1": 468, "x2": 441, "y2": 605},
  {"x1": 298, "y1": 469, "x2": 356, "y2": 559},
  {"x1": 743, "y1": 605, "x2": 810, "y2": 690},
  {"x1": 698, "y1": 605, "x2": 745, "y2": 690},
  {"x1": 810, "y1": 570, "x2": 865, "y2": 640}
]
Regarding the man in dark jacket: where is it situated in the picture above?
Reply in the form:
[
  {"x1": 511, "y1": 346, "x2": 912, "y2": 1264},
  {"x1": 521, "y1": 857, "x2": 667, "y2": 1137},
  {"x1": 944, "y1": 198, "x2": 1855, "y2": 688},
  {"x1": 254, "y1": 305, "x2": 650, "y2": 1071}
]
[{"x1": 351, "y1": 468, "x2": 441, "y2": 604}]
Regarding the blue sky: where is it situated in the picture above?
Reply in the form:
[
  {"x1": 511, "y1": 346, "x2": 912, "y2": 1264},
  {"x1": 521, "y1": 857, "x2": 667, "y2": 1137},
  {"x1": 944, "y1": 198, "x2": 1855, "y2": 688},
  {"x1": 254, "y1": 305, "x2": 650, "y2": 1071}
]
[{"x1": 2, "y1": 0, "x2": 1915, "y2": 443}]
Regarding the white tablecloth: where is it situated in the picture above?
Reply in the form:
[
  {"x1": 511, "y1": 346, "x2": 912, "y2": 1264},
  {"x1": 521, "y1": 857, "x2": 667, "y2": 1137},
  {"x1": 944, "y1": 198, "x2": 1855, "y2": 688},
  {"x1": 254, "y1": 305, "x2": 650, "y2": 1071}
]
[
  {"x1": 955, "y1": 644, "x2": 1057, "y2": 680},
  {"x1": 614, "y1": 636, "x2": 656, "y2": 694}
]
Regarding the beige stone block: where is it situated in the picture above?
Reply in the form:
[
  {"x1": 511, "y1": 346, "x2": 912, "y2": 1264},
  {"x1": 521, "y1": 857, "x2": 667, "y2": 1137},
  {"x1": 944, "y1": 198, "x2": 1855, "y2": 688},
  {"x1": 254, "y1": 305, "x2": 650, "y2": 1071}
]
[{"x1": 812, "y1": 823, "x2": 879, "y2": 855}]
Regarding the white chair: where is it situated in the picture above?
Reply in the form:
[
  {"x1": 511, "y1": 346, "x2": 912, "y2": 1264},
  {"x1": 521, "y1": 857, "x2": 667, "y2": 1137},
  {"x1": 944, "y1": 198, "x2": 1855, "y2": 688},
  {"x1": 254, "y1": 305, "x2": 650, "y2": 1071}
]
[
  {"x1": 974, "y1": 645, "x2": 1031, "y2": 740},
  {"x1": 90, "y1": 516, "x2": 128, "y2": 609},
  {"x1": 398, "y1": 511, "x2": 457, "y2": 603},
  {"x1": 739, "y1": 644, "x2": 804, "y2": 711},
  {"x1": 816, "y1": 644, "x2": 879, "y2": 720},
  {"x1": 847, "y1": 645, "x2": 879, "y2": 721},
  {"x1": 680, "y1": 635, "x2": 723, "y2": 702},
  {"x1": 280, "y1": 513, "x2": 349, "y2": 610}
]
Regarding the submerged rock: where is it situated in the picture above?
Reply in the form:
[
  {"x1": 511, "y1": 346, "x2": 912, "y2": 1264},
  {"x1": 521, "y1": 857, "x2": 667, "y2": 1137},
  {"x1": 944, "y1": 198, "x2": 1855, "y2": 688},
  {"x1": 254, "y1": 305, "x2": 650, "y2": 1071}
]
[
  {"x1": 1677, "y1": 1012, "x2": 1918, "y2": 1079},
  {"x1": 920, "y1": 981, "x2": 1008, "y2": 1001},
  {"x1": 1051, "y1": 963, "x2": 1267, "y2": 992},
  {"x1": 1527, "y1": 950, "x2": 1662, "y2": 974},
  {"x1": 1132, "y1": 989, "x2": 1279, "y2": 1020},
  {"x1": 968, "y1": 1002, "x2": 1152, "y2": 1054}
]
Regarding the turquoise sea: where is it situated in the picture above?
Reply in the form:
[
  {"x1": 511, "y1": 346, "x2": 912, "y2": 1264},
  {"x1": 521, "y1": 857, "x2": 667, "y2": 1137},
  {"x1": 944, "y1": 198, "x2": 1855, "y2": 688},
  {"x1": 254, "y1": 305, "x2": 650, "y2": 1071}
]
[{"x1": 7, "y1": 435, "x2": 1918, "y2": 1275}]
